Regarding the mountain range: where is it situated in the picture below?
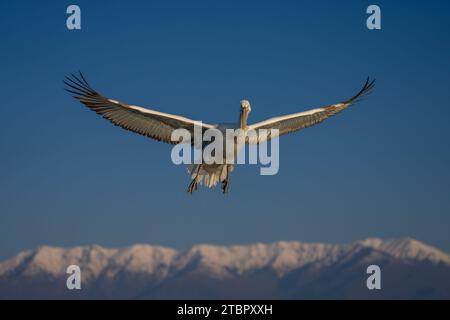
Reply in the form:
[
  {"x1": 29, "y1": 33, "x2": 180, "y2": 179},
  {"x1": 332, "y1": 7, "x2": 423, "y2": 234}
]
[{"x1": 1, "y1": 238, "x2": 449, "y2": 299}]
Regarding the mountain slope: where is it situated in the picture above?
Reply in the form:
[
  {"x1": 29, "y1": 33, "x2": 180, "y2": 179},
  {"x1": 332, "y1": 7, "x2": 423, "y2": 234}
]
[{"x1": 0, "y1": 238, "x2": 449, "y2": 299}]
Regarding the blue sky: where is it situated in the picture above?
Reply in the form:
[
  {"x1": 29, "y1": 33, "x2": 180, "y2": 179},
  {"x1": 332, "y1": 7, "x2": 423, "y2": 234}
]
[{"x1": 1, "y1": 1, "x2": 450, "y2": 260}]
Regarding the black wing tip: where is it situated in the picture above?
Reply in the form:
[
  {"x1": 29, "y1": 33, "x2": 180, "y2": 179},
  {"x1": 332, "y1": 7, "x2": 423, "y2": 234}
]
[
  {"x1": 359, "y1": 76, "x2": 376, "y2": 94},
  {"x1": 346, "y1": 76, "x2": 376, "y2": 104},
  {"x1": 63, "y1": 71, "x2": 96, "y2": 96},
  {"x1": 365, "y1": 76, "x2": 376, "y2": 90}
]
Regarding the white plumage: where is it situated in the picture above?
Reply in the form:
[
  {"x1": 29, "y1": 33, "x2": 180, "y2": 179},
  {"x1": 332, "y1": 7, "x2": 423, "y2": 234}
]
[{"x1": 65, "y1": 73, "x2": 374, "y2": 194}]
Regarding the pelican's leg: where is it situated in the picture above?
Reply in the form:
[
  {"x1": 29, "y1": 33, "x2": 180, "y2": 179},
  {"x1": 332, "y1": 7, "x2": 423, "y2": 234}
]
[
  {"x1": 187, "y1": 179, "x2": 198, "y2": 194},
  {"x1": 187, "y1": 165, "x2": 201, "y2": 194},
  {"x1": 222, "y1": 165, "x2": 230, "y2": 194}
]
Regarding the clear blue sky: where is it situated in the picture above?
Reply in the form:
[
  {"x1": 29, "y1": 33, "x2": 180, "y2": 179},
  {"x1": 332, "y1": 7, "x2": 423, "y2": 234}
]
[{"x1": 1, "y1": 1, "x2": 450, "y2": 260}]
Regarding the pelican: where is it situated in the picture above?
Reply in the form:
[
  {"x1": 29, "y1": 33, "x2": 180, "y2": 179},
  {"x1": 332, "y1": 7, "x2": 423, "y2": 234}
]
[{"x1": 64, "y1": 73, "x2": 374, "y2": 194}]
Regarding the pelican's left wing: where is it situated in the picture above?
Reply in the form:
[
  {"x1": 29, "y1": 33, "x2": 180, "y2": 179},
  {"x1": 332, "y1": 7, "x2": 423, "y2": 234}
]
[
  {"x1": 64, "y1": 73, "x2": 214, "y2": 145},
  {"x1": 247, "y1": 78, "x2": 375, "y2": 144}
]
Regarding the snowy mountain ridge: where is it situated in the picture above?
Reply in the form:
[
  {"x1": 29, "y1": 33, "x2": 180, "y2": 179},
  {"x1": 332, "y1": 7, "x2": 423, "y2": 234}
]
[{"x1": 1, "y1": 237, "x2": 449, "y2": 280}]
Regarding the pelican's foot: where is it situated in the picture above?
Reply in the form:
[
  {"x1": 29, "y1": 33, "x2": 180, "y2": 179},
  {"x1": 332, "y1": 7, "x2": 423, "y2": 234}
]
[
  {"x1": 222, "y1": 179, "x2": 229, "y2": 194},
  {"x1": 187, "y1": 179, "x2": 198, "y2": 194}
]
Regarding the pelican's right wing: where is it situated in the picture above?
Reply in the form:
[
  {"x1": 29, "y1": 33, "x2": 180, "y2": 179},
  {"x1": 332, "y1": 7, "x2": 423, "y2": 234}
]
[
  {"x1": 64, "y1": 73, "x2": 214, "y2": 145},
  {"x1": 247, "y1": 78, "x2": 375, "y2": 144}
]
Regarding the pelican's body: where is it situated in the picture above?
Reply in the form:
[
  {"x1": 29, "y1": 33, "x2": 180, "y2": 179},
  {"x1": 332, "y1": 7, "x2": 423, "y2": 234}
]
[
  {"x1": 65, "y1": 73, "x2": 374, "y2": 194},
  {"x1": 186, "y1": 101, "x2": 251, "y2": 192}
]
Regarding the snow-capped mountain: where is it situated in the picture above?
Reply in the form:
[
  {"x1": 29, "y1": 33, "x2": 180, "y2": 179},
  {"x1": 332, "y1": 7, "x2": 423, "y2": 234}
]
[{"x1": 1, "y1": 238, "x2": 449, "y2": 299}]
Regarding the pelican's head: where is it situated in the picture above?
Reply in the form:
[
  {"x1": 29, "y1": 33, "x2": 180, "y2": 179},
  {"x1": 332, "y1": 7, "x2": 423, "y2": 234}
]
[
  {"x1": 240, "y1": 100, "x2": 252, "y2": 113},
  {"x1": 239, "y1": 100, "x2": 251, "y2": 129}
]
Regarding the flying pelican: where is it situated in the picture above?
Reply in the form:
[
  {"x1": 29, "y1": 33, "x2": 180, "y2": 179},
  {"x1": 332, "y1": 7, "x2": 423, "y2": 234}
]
[{"x1": 64, "y1": 73, "x2": 374, "y2": 194}]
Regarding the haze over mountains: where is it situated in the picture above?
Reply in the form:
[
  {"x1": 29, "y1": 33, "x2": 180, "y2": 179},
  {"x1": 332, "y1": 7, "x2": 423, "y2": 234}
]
[{"x1": 1, "y1": 238, "x2": 449, "y2": 299}]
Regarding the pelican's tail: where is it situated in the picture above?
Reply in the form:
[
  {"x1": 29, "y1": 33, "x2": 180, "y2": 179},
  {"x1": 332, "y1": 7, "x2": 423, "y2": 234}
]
[{"x1": 187, "y1": 164, "x2": 234, "y2": 188}]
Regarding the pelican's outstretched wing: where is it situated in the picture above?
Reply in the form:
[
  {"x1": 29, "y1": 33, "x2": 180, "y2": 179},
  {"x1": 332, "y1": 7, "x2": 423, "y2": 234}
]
[
  {"x1": 64, "y1": 73, "x2": 214, "y2": 145},
  {"x1": 247, "y1": 78, "x2": 375, "y2": 143}
]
